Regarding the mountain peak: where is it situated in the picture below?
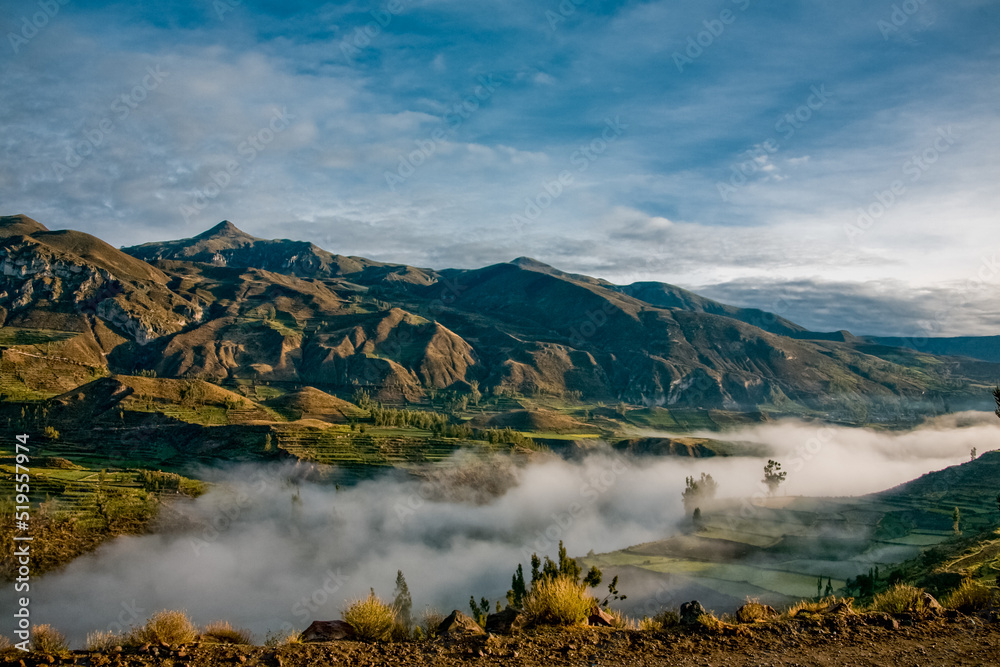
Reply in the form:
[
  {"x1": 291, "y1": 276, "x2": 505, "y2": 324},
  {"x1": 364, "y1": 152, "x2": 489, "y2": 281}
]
[
  {"x1": 509, "y1": 256, "x2": 554, "y2": 271},
  {"x1": 0, "y1": 214, "x2": 49, "y2": 237},
  {"x1": 195, "y1": 220, "x2": 254, "y2": 240}
]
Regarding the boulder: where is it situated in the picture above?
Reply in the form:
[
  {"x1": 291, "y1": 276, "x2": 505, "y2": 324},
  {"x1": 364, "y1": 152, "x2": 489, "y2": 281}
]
[
  {"x1": 485, "y1": 607, "x2": 522, "y2": 634},
  {"x1": 588, "y1": 605, "x2": 614, "y2": 627},
  {"x1": 922, "y1": 592, "x2": 943, "y2": 614},
  {"x1": 300, "y1": 620, "x2": 356, "y2": 642},
  {"x1": 864, "y1": 612, "x2": 900, "y2": 630},
  {"x1": 680, "y1": 601, "x2": 707, "y2": 625},
  {"x1": 437, "y1": 610, "x2": 486, "y2": 637}
]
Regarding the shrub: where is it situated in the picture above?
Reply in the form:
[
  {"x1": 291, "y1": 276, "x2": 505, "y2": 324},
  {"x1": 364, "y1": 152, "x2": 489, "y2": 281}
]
[
  {"x1": 736, "y1": 601, "x2": 769, "y2": 623},
  {"x1": 420, "y1": 609, "x2": 445, "y2": 639},
  {"x1": 86, "y1": 630, "x2": 126, "y2": 652},
  {"x1": 522, "y1": 574, "x2": 594, "y2": 627},
  {"x1": 263, "y1": 630, "x2": 300, "y2": 648},
  {"x1": 128, "y1": 610, "x2": 198, "y2": 646},
  {"x1": 343, "y1": 591, "x2": 398, "y2": 642},
  {"x1": 31, "y1": 625, "x2": 68, "y2": 653},
  {"x1": 943, "y1": 579, "x2": 997, "y2": 613},
  {"x1": 870, "y1": 584, "x2": 925, "y2": 615},
  {"x1": 200, "y1": 621, "x2": 254, "y2": 645},
  {"x1": 608, "y1": 609, "x2": 636, "y2": 630},
  {"x1": 0, "y1": 635, "x2": 13, "y2": 652}
]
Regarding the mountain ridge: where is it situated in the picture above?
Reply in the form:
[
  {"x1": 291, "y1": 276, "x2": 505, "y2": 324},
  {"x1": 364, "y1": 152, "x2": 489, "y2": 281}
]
[{"x1": 0, "y1": 214, "x2": 995, "y2": 415}]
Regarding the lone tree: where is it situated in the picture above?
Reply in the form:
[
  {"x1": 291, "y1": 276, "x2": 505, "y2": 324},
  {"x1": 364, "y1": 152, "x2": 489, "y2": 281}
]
[
  {"x1": 393, "y1": 570, "x2": 412, "y2": 632},
  {"x1": 952, "y1": 507, "x2": 962, "y2": 535},
  {"x1": 762, "y1": 460, "x2": 787, "y2": 496},
  {"x1": 682, "y1": 473, "x2": 719, "y2": 515}
]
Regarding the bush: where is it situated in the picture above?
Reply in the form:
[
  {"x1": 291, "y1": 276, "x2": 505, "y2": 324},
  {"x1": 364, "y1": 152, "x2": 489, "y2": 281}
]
[
  {"x1": 200, "y1": 621, "x2": 254, "y2": 645},
  {"x1": 419, "y1": 609, "x2": 445, "y2": 639},
  {"x1": 86, "y1": 630, "x2": 126, "y2": 652},
  {"x1": 31, "y1": 625, "x2": 68, "y2": 653},
  {"x1": 735, "y1": 600, "x2": 773, "y2": 624},
  {"x1": 343, "y1": 592, "x2": 398, "y2": 642},
  {"x1": 128, "y1": 610, "x2": 198, "y2": 646},
  {"x1": 522, "y1": 574, "x2": 594, "y2": 627},
  {"x1": 263, "y1": 630, "x2": 300, "y2": 648},
  {"x1": 943, "y1": 579, "x2": 997, "y2": 613},
  {"x1": 0, "y1": 635, "x2": 13, "y2": 652},
  {"x1": 608, "y1": 609, "x2": 636, "y2": 630},
  {"x1": 870, "y1": 584, "x2": 925, "y2": 615}
]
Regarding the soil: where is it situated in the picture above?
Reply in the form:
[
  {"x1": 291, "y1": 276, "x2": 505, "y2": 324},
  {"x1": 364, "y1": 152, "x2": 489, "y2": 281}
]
[{"x1": 5, "y1": 615, "x2": 999, "y2": 667}]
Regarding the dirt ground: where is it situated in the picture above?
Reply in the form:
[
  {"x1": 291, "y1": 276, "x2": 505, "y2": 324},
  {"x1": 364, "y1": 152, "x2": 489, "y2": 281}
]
[{"x1": 4, "y1": 615, "x2": 999, "y2": 667}]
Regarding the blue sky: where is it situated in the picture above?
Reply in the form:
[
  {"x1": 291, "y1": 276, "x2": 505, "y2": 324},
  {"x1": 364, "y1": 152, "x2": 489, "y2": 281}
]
[{"x1": 2, "y1": 0, "x2": 999, "y2": 335}]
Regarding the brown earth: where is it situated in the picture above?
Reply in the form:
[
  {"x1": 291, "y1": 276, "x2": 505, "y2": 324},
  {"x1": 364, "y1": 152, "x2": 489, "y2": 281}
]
[{"x1": 6, "y1": 616, "x2": 1000, "y2": 667}]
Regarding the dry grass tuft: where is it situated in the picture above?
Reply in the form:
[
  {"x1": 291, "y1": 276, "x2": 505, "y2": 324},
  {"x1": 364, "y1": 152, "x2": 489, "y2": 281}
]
[
  {"x1": 869, "y1": 584, "x2": 926, "y2": 615},
  {"x1": 200, "y1": 621, "x2": 254, "y2": 645},
  {"x1": 0, "y1": 635, "x2": 13, "y2": 652},
  {"x1": 343, "y1": 592, "x2": 399, "y2": 642},
  {"x1": 420, "y1": 609, "x2": 445, "y2": 639},
  {"x1": 128, "y1": 610, "x2": 198, "y2": 646},
  {"x1": 522, "y1": 575, "x2": 595, "y2": 627},
  {"x1": 942, "y1": 579, "x2": 997, "y2": 613},
  {"x1": 31, "y1": 625, "x2": 69, "y2": 653},
  {"x1": 85, "y1": 630, "x2": 126, "y2": 652},
  {"x1": 736, "y1": 599, "x2": 776, "y2": 624},
  {"x1": 263, "y1": 630, "x2": 301, "y2": 648},
  {"x1": 608, "y1": 608, "x2": 637, "y2": 630}
]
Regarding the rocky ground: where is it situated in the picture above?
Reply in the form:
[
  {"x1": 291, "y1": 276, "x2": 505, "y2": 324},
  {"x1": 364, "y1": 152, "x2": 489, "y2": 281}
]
[{"x1": 4, "y1": 614, "x2": 1000, "y2": 667}]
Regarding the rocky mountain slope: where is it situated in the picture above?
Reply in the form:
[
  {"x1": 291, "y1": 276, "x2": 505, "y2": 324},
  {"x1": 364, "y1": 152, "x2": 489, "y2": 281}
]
[{"x1": 0, "y1": 214, "x2": 995, "y2": 414}]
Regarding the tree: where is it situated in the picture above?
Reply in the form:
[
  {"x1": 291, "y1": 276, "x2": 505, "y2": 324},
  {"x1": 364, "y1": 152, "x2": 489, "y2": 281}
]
[
  {"x1": 825, "y1": 578, "x2": 833, "y2": 597},
  {"x1": 762, "y1": 460, "x2": 787, "y2": 496},
  {"x1": 993, "y1": 385, "x2": 1000, "y2": 419},
  {"x1": 971, "y1": 447, "x2": 977, "y2": 461},
  {"x1": 507, "y1": 564, "x2": 527, "y2": 609},
  {"x1": 952, "y1": 506, "x2": 961, "y2": 535},
  {"x1": 682, "y1": 473, "x2": 718, "y2": 514},
  {"x1": 393, "y1": 570, "x2": 412, "y2": 632}
]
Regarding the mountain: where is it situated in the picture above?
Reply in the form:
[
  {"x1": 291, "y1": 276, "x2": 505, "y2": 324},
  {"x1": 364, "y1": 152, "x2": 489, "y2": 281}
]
[
  {"x1": 124, "y1": 220, "x2": 437, "y2": 286},
  {"x1": 865, "y1": 335, "x2": 1000, "y2": 364},
  {"x1": 1, "y1": 215, "x2": 997, "y2": 415}
]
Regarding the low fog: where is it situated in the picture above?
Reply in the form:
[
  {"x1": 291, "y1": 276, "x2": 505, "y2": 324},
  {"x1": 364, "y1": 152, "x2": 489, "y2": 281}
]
[{"x1": 7, "y1": 413, "x2": 999, "y2": 645}]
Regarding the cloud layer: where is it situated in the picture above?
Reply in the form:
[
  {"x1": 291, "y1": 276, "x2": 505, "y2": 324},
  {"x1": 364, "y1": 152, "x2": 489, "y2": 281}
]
[{"x1": 6, "y1": 413, "x2": 998, "y2": 646}]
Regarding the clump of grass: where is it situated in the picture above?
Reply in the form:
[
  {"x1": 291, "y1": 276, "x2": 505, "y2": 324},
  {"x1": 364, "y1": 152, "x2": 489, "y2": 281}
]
[
  {"x1": 608, "y1": 609, "x2": 636, "y2": 630},
  {"x1": 263, "y1": 630, "x2": 301, "y2": 648},
  {"x1": 521, "y1": 575, "x2": 594, "y2": 627},
  {"x1": 869, "y1": 584, "x2": 925, "y2": 615},
  {"x1": 419, "y1": 608, "x2": 445, "y2": 639},
  {"x1": 128, "y1": 610, "x2": 198, "y2": 646},
  {"x1": 86, "y1": 630, "x2": 126, "y2": 652},
  {"x1": 641, "y1": 609, "x2": 680, "y2": 632},
  {"x1": 943, "y1": 580, "x2": 997, "y2": 613},
  {"x1": 31, "y1": 625, "x2": 69, "y2": 653},
  {"x1": 200, "y1": 621, "x2": 254, "y2": 645},
  {"x1": 736, "y1": 599, "x2": 776, "y2": 624},
  {"x1": 343, "y1": 591, "x2": 398, "y2": 642},
  {"x1": 0, "y1": 635, "x2": 13, "y2": 652}
]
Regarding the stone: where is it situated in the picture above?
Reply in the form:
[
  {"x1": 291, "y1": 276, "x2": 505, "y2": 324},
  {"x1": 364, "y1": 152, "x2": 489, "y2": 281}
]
[
  {"x1": 485, "y1": 607, "x2": 522, "y2": 634},
  {"x1": 680, "y1": 601, "x2": 707, "y2": 625},
  {"x1": 300, "y1": 620, "x2": 356, "y2": 642},
  {"x1": 588, "y1": 605, "x2": 614, "y2": 627},
  {"x1": 437, "y1": 610, "x2": 486, "y2": 637}
]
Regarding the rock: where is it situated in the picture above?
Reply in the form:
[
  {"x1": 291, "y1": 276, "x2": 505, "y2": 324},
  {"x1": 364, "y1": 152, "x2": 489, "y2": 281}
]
[
  {"x1": 588, "y1": 605, "x2": 614, "y2": 627},
  {"x1": 922, "y1": 592, "x2": 943, "y2": 613},
  {"x1": 680, "y1": 601, "x2": 707, "y2": 625},
  {"x1": 864, "y1": 612, "x2": 900, "y2": 630},
  {"x1": 823, "y1": 600, "x2": 857, "y2": 617},
  {"x1": 485, "y1": 607, "x2": 522, "y2": 634},
  {"x1": 301, "y1": 620, "x2": 356, "y2": 642},
  {"x1": 437, "y1": 610, "x2": 486, "y2": 637}
]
